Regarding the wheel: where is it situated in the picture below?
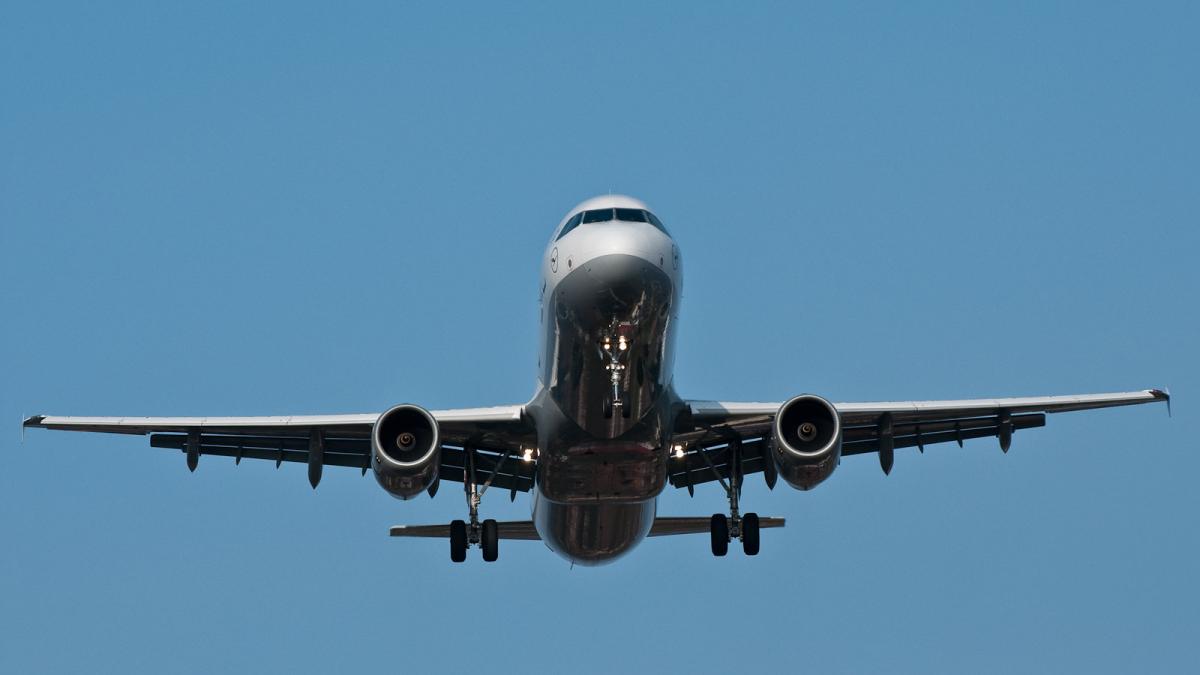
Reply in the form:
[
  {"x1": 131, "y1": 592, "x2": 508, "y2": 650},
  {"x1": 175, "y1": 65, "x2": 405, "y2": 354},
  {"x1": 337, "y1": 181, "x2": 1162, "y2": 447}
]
[
  {"x1": 742, "y1": 512, "x2": 760, "y2": 556},
  {"x1": 710, "y1": 514, "x2": 729, "y2": 557},
  {"x1": 449, "y1": 520, "x2": 467, "y2": 563},
  {"x1": 481, "y1": 519, "x2": 499, "y2": 562}
]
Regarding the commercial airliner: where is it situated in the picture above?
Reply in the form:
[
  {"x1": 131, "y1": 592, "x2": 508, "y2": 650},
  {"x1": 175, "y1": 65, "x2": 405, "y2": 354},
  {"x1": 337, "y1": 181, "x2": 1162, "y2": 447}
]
[{"x1": 24, "y1": 195, "x2": 1170, "y2": 565}]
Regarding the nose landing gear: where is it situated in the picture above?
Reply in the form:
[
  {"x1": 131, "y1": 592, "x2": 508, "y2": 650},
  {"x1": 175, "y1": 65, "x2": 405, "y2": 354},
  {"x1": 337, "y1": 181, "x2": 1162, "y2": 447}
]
[{"x1": 600, "y1": 321, "x2": 635, "y2": 419}]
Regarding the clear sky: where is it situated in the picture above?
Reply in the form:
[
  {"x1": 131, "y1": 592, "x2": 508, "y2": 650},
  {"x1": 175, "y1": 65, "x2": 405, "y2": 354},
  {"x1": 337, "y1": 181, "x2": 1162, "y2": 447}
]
[{"x1": 2, "y1": 2, "x2": 1196, "y2": 673}]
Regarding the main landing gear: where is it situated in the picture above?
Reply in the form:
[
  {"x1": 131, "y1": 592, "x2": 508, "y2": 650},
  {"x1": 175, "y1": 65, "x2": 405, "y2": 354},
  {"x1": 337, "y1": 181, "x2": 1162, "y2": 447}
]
[
  {"x1": 709, "y1": 513, "x2": 759, "y2": 557},
  {"x1": 449, "y1": 444, "x2": 508, "y2": 563},
  {"x1": 705, "y1": 438, "x2": 760, "y2": 557},
  {"x1": 449, "y1": 517, "x2": 498, "y2": 563}
]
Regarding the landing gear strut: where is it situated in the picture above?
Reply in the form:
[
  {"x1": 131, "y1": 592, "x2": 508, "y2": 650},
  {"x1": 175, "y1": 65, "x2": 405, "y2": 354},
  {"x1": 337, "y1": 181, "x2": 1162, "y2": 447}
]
[
  {"x1": 449, "y1": 444, "x2": 506, "y2": 563},
  {"x1": 704, "y1": 437, "x2": 760, "y2": 557},
  {"x1": 600, "y1": 320, "x2": 634, "y2": 419}
]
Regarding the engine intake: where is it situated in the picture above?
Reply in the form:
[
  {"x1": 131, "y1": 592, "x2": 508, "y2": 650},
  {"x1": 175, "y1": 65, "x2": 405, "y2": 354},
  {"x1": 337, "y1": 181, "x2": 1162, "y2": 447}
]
[
  {"x1": 771, "y1": 394, "x2": 842, "y2": 490},
  {"x1": 371, "y1": 404, "x2": 440, "y2": 500}
]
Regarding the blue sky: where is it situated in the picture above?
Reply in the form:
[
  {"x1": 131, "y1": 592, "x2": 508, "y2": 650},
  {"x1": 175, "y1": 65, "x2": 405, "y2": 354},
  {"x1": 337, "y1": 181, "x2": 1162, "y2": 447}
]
[{"x1": 2, "y1": 2, "x2": 1196, "y2": 673}]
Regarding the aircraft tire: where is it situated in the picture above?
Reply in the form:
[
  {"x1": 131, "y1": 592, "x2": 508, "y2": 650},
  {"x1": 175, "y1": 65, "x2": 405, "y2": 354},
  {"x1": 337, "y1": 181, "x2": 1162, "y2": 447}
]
[
  {"x1": 481, "y1": 519, "x2": 499, "y2": 562},
  {"x1": 450, "y1": 519, "x2": 468, "y2": 563},
  {"x1": 742, "y1": 512, "x2": 760, "y2": 556},
  {"x1": 710, "y1": 514, "x2": 729, "y2": 557}
]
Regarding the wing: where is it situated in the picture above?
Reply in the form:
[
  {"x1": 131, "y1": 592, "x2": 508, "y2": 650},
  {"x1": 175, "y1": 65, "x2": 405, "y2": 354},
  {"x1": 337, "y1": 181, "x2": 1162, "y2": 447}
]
[
  {"x1": 23, "y1": 405, "x2": 537, "y2": 493},
  {"x1": 670, "y1": 389, "x2": 1170, "y2": 490}
]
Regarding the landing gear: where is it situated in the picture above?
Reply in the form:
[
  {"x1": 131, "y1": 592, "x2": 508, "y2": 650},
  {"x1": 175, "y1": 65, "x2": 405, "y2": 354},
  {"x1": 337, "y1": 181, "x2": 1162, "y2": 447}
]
[
  {"x1": 708, "y1": 511, "x2": 761, "y2": 557},
  {"x1": 704, "y1": 437, "x2": 762, "y2": 557},
  {"x1": 603, "y1": 399, "x2": 630, "y2": 420},
  {"x1": 708, "y1": 509, "x2": 761, "y2": 557},
  {"x1": 448, "y1": 444, "x2": 512, "y2": 563},
  {"x1": 600, "y1": 320, "x2": 635, "y2": 420}
]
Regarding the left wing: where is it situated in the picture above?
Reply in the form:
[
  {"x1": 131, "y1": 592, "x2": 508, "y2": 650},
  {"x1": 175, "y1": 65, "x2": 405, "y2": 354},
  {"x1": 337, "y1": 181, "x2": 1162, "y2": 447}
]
[
  {"x1": 23, "y1": 406, "x2": 537, "y2": 492},
  {"x1": 670, "y1": 389, "x2": 1169, "y2": 490}
]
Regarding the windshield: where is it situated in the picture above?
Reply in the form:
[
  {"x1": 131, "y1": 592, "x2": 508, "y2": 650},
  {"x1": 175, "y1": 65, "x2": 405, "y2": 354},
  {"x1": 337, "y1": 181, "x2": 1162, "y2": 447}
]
[
  {"x1": 556, "y1": 208, "x2": 670, "y2": 240},
  {"x1": 614, "y1": 208, "x2": 648, "y2": 223},
  {"x1": 558, "y1": 212, "x2": 584, "y2": 239},
  {"x1": 582, "y1": 208, "x2": 615, "y2": 224}
]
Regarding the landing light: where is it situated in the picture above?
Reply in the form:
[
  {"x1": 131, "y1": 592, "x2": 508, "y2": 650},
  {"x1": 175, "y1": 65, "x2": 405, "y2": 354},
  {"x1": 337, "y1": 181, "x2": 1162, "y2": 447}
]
[
  {"x1": 522, "y1": 448, "x2": 534, "y2": 462},
  {"x1": 672, "y1": 444, "x2": 685, "y2": 459}
]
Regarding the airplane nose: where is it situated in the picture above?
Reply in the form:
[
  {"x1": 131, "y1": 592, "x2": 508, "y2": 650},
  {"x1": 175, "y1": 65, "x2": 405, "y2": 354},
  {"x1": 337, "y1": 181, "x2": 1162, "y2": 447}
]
[{"x1": 560, "y1": 253, "x2": 673, "y2": 323}]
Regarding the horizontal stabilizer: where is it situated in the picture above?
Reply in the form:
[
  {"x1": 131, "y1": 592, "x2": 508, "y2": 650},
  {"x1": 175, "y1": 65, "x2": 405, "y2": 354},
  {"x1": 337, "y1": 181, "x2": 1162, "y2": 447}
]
[
  {"x1": 648, "y1": 516, "x2": 785, "y2": 536},
  {"x1": 390, "y1": 521, "x2": 540, "y2": 540},
  {"x1": 389, "y1": 516, "x2": 785, "y2": 540}
]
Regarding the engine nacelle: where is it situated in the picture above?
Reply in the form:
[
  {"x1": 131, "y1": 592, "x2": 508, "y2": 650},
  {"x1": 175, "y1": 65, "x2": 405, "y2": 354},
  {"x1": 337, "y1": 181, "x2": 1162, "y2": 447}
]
[
  {"x1": 770, "y1": 394, "x2": 842, "y2": 491},
  {"x1": 371, "y1": 404, "x2": 440, "y2": 500}
]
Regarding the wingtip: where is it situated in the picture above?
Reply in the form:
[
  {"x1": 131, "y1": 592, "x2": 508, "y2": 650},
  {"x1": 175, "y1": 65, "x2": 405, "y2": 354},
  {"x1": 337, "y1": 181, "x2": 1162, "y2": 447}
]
[{"x1": 1152, "y1": 388, "x2": 1171, "y2": 417}]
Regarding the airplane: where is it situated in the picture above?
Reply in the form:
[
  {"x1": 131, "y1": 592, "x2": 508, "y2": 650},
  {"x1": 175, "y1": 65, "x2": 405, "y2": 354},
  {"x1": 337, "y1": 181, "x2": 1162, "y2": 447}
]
[{"x1": 23, "y1": 194, "x2": 1171, "y2": 565}]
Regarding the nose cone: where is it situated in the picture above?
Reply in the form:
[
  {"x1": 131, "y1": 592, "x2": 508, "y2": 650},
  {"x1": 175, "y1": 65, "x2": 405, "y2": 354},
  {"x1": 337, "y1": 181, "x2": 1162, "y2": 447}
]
[{"x1": 556, "y1": 253, "x2": 673, "y2": 329}]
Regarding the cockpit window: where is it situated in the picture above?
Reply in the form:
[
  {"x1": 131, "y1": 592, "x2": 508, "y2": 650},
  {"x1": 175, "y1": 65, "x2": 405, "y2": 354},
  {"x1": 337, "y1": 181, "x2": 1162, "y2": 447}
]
[
  {"x1": 557, "y1": 213, "x2": 583, "y2": 240},
  {"x1": 556, "y1": 207, "x2": 669, "y2": 241},
  {"x1": 582, "y1": 208, "x2": 616, "y2": 224},
  {"x1": 645, "y1": 211, "x2": 669, "y2": 234},
  {"x1": 614, "y1": 208, "x2": 648, "y2": 223}
]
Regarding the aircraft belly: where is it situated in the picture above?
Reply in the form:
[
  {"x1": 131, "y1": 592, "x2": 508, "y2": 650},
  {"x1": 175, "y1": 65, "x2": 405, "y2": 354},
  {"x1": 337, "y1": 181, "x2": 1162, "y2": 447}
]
[
  {"x1": 533, "y1": 492, "x2": 656, "y2": 566},
  {"x1": 539, "y1": 439, "x2": 665, "y2": 503}
]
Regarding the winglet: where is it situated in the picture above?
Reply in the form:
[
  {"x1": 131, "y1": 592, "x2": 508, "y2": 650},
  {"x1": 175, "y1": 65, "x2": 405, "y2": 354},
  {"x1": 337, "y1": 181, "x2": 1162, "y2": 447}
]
[
  {"x1": 1153, "y1": 388, "x2": 1171, "y2": 418},
  {"x1": 22, "y1": 415, "x2": 45, "y2": 441}
]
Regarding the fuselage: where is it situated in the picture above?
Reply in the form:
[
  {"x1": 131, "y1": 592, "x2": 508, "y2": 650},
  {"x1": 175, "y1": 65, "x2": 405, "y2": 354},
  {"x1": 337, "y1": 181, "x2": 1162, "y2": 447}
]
[{"x1": 524, "y1": 195, "x2": 683, "y2": 565}]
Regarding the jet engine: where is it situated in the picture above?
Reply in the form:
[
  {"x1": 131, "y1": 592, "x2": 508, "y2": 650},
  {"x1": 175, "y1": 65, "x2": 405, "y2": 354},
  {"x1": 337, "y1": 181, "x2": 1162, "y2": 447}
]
[
  {"x1": 770, "y1": 394, "x2": 842, "y2": 491},
  {"x1": 371, "y1": 404, "x2": 441, "y2": 500}
]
